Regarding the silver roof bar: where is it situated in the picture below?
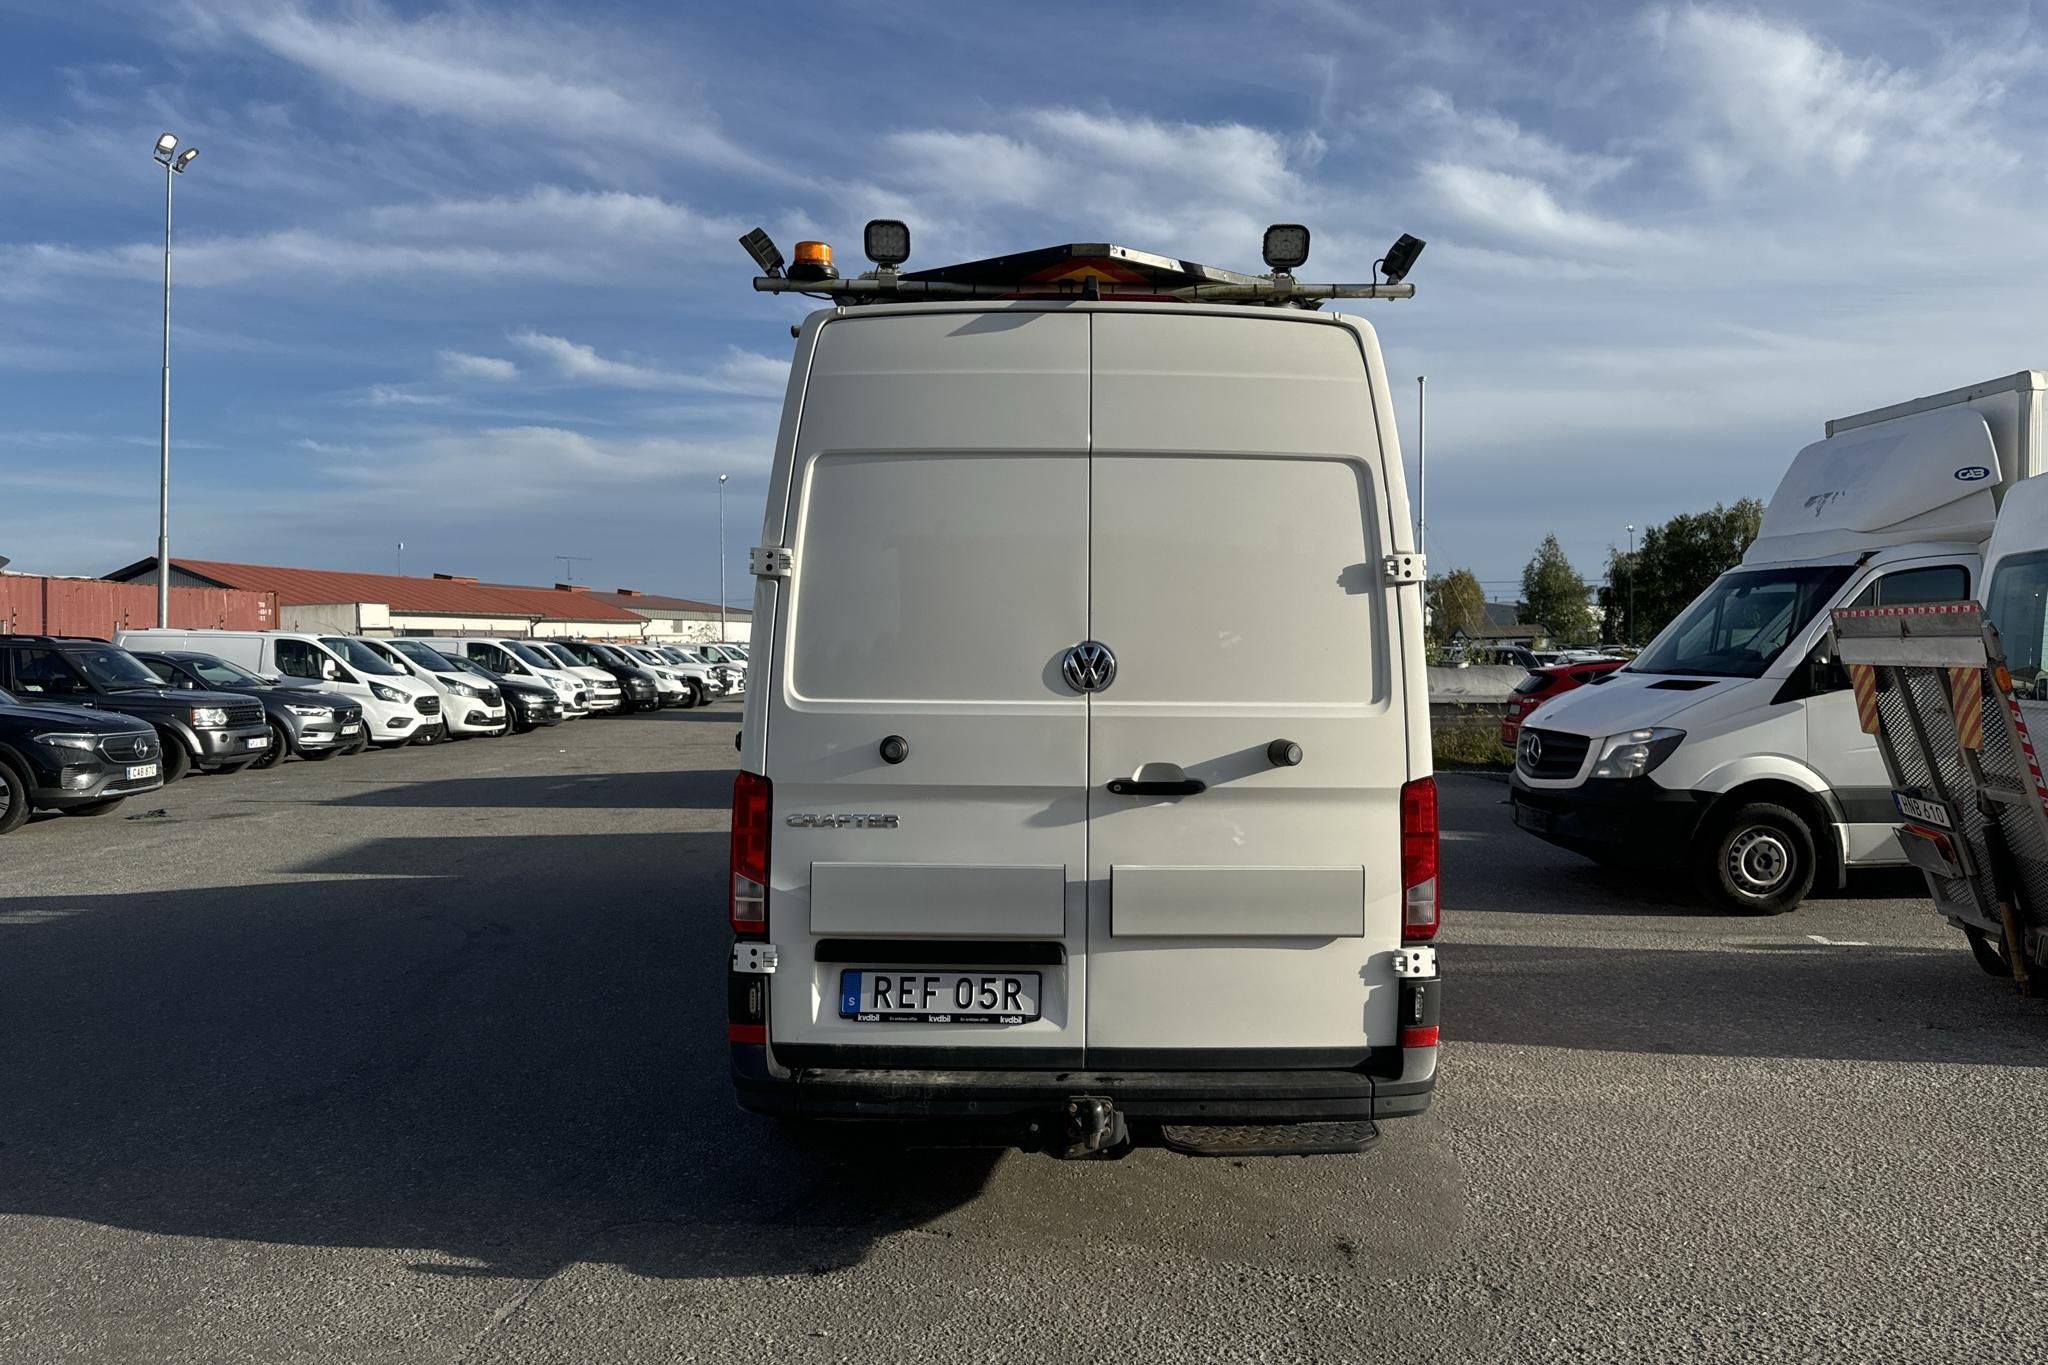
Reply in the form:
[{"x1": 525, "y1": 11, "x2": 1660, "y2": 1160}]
[{"x1": 752, "y1": 276, "x2": 1414, "y2": 304}]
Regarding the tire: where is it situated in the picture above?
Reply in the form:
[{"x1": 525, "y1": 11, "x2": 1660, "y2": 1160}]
[
  {"x1": 341, "y1": 732, "x2": 370, "y2": 755},
  {"x1": 1963, "y1": 924, "x2": 2014, "y2": 977},
  {"x1": 680, "y1": 681, "x2": 702, "y2": 709},
  {"x1": 412, "y1": 719, "x2": 450, "y2": 746},
  {"x1": 0, "y1": 760, "x2": 29, "y2": 836},
  {"x1": 1693, "y1": 801, "x2": 1816, "y2": 915},
  {"x1": 158, "y1": 733, "x2": 192, "y2": 784},
  {"x1": 62, "y1": 797, "x2": 125, "y2": 817},
  {"x1": 251, "y1": 719, "x2": 290, "y2": 770}
]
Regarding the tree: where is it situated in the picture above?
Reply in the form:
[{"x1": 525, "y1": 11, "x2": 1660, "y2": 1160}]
[
  {"x1": 1522, "y1": 535, "x2": 1595, "y2": 644},
  {"x1": 1599, "y1": 498, "x2": 1764, "y2": 643},
  {"x1": 1425, "y1": 567, "x2": 1487, "y2": 646}
]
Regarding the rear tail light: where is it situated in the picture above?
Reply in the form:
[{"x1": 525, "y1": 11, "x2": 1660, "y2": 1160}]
[
  {"x1": 1401, "y1": 776, "x2": 1439, "y2": 941},
  {"x1": 730, "y1": 771, "x2": 770, "y2": 931}
]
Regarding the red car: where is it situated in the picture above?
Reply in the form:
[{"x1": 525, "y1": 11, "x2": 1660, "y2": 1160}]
[{"x1": 1500, "y1": 660, "x2": 1629, "y2": 745}]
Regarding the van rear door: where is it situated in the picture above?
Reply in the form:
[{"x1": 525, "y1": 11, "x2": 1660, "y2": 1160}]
[
  {"x1": 764, "y1": 310, "x2": 1092, "y2": 1065},
  {"x1": 1082, "y1": 311, "x2": 1409, "y2": 1063}
]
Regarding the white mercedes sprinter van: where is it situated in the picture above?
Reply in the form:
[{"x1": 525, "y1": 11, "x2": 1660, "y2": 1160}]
[
  {"x1": 117, "y1": 628, "x2": 438, "y2": 747},
  {"x1": 727, "y1": 228, "x2": 1439, "y2": 1157},
  {"x1": 1512, "y1": 371, "x2": 2047, "y2": 913}
]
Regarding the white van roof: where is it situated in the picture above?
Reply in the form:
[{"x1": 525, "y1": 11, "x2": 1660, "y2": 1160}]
[
  {"x1": 1984, "y1": 471, "x2": 2048, "y2": 583},
  {"x1": 1747, "y1": 406, "x2": 2003, "y2": 563}
]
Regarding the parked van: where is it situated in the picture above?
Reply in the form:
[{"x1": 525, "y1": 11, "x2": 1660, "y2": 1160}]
[
  {"x1": 727, "y1": 229, "x2": 1439, "y2": 1157},
  {"x1": 1512, "y1": 371, "x2": 2048, "y2": 913},
  {"x1": 356, "y1": 637, "x2": 509, "y2": 739},
  {"x1": 404, "y1": 638, "x2": 590, "y2": 717},
  {"x1": 118, "y1": 628, "x2": 439, "y2": 747},
  {"x1": 524, "y1": 641, "x2": 626, "y2": 713}
]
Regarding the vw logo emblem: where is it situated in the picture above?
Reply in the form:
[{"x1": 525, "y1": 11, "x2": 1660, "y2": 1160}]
[
  {"x1": 1518, "y1": 730, "x2": 1543, "y2": 768},
  {"x1": 1062, "y1": 640, "x2": 1117, "y2": 693}
]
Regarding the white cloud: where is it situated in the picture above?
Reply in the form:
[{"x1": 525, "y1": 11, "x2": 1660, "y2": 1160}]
[
  {"x1": 1649, "y1": 5, "x2": 2031, "y2": 190},
  {"x1": 1422, "y1": 163, "x2": 1659, "y2": 251},
  {"x1": 438, "y1": 350, "x2": 517, "y2": 382},
  {"x1": 189, "y1": 0, "x2": 760, "y2": 171},
  {"x1": 366, "y1": 385, "x2": 451, "y2": 407},
  {"x1": 511, "y1": 332, "x2": 786, "y2": 395}
]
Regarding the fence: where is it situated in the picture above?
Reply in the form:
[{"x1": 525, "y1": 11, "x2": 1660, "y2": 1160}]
[{"x1": 0, "y1": 575, "x2": 277, "y2": 637}]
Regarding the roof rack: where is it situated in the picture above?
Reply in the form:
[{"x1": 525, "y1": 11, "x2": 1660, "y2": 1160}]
[{"x1": 741, "y1": 223, "x2": 1422, "y2": 309}]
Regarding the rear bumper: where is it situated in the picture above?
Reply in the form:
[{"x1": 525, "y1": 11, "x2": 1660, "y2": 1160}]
[
  {"x1": 732, "y1": 1045, "x2": 1436, "y2": 1124},
  {"x1": 1509, "y1": 772, "x2": 1708, "y2": 867}
]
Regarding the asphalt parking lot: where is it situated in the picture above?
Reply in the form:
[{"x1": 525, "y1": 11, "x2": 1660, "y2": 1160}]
[{"x1": 3, "y1": 717, "x2": 2045, "y2": 1364}]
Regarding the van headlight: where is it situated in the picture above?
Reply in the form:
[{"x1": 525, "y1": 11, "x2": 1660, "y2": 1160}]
[
  {"x1": 1590, "y1": 728, "x2": 1685, "y2": 780},
  {"x1": 370, "y1": 682, "x2": 406, "y2": 703},
  {"x1": 444, "y1": 681, "x2": 480, "y2": 699}
]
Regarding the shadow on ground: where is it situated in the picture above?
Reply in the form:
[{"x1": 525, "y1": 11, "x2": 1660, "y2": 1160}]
[{"x1": 0, "y1": 830, "x2": 995, "y2": 1281}]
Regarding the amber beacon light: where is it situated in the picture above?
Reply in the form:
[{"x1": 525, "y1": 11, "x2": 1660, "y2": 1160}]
[{"x1": 788, "y1": 240, "x2": 838, "y2": 282}]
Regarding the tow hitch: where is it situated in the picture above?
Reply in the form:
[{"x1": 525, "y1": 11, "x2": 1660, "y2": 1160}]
[{"x1": 1061, "y1": 1096, "x2": 1129, "y2": 1159}]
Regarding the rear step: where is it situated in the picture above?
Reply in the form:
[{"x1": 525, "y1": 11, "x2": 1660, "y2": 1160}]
[{"x1": 1159, "y1": 1120, "x2": 1381, "y2": 1158}]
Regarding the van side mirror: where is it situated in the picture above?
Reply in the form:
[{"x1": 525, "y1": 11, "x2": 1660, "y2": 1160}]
[
  {"x1": 321, "y1": 660, "x2": 341, "y2": 680},
  {"x1": 1808, "y1": 649, "x2": 1850, "y2": 695}
]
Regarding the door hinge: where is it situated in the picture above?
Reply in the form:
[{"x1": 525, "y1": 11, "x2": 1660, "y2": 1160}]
[
  {"x1": 1391, "y1": 946, "x2": 1438, "y2": 977},
  {"x1": 732, "y1": 942, "x2": 779, "y2": 974},
  {"x1": 1383, "y1": 553, "x2": 1426, "y2": 585},
  {"x1": 750, "y1": 546, "x2": 792, "y2": 578}
]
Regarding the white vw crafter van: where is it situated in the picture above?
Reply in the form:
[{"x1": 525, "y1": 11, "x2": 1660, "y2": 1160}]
[
  {"x1": 1512, "y1": 371, "x2": 2048, "y2": 914},
  {"x1": 726, "y1": 223, "x2": 1440, "y2": 1158}
]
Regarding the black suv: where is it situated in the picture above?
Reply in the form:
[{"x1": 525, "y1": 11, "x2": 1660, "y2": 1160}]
[
  {"x1": 0, "y1": 683, "x2": 165, "y2": 834},
  {"x1": 131, "y1": 651, "x2": 365, "y2": 770},
  {"x1": 548, "y1": 639, "x2": 661, "y2": 711},
  {"x1": 0, "y1": 636, "x2": 272, "y2": 782}
]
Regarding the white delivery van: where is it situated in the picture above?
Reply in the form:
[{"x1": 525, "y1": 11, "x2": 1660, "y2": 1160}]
[
  {"x1": 727, "y1": 225, "x2": 1440, "y2": 1158},
  {"x1": 1512, "y1": 371, "x2": 2048, "y2": 913},
  {"x1": 525, "y1": 641, "x2": 626, "y2": 713},
  {"x1": 357, "y1": 637, "x2": 509, "y2": 738},
  {"x1": 117, "y1": 628, "x2": 438, "y2": 747},
  {"x1": 405, "y1": 637, "x2": 590, "y2": 717}
]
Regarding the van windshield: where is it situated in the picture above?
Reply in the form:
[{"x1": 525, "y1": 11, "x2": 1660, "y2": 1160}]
[
  {"x1": 385, "y1": 639, "x2": 460, "y2": 673},
  {"x1": 1988, "y1": 549, "x2": 2048, "y2": 698},
  {"x1": 1631, "y1": 565, "x2": 1853, "y2": 678},
  {"x1": 320, "y1": 637, "x2": 404, "y2": 676},
  {"x1": 504, "y1": 642, "x2": 557, "y2": 670}
]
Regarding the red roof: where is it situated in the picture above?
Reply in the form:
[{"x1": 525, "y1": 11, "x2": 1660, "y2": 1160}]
[
  {"x1": 579, "y1": 588, "x2": 747, "y2": 618},
  {"x1": 157, "y1": 559, "x2": 647, "y2": 623}
]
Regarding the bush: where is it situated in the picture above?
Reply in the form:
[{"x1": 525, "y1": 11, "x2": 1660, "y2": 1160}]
[{"x1": 1433, "y1": 725, "x2": 1512, "y2": 769}]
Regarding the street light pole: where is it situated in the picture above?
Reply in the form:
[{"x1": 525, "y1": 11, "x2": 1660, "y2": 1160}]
[
  {"x1": 151, "y1": 133, "x2": 198, "y2": 626},
  {"x1": 718, "y1": 473, "x2": 729, "y2": 643},
  {"x1": 1625, "y1": 523, "x2": 1637, "y2": 646}
]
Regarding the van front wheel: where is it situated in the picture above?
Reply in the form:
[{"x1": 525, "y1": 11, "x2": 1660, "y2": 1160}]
[{"x1": 1694, "y1": 802, "x2": 1815, "y2": 915}]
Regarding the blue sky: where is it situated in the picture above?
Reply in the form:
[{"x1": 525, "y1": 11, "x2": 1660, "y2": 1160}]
[{"x1": 3, "y1": 1, "x2": 2045, "y2": 604}]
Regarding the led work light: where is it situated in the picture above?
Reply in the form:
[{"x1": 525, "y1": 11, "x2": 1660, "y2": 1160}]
[
  {"x1": 1262, "y1": 223, "x2": 1310, "y2": 271},
  {"x1": 863, "y1": 219, "x2": 911, "y2": 267},
  {"x1": 1379, "y1": 233, "x2": 1426, "y2": 284},
  {"x1": 738, "y1": 226, "x2": 785, "y2": 276}
]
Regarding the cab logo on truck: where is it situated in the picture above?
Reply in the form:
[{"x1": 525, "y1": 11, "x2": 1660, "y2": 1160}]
[
  {"x1": 1954, "y1": 465, "x2": 1991, "y2": 482},
  {"x1": 1063, "y1": 640, "x2": 1118, "y2": 693}
]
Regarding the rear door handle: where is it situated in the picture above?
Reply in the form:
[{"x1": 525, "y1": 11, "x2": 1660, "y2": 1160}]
[{"x1": 1106, "y1": 778, "x2": 1206, "y2": 797}]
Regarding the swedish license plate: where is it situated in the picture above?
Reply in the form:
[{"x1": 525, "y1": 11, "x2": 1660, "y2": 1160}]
[
  {"x1": 125, "y1": 763, "x2": 158, "y2": 780},
  {"x1": 838, "y1": 969, "x2": 1041, "y2": 1024},
  {"x1": 1894, "y1": 791, "x2": 1953, "y2": 829},
  {"x1": 245, "y1": 735, "x2": 269, "y2": 749},
  {"x1": 1512, "y1": 800, "x2": 1553, "y2": 833},
  {"x1": 341, "y1": 722, "x2": 361, "y2": 733}
]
